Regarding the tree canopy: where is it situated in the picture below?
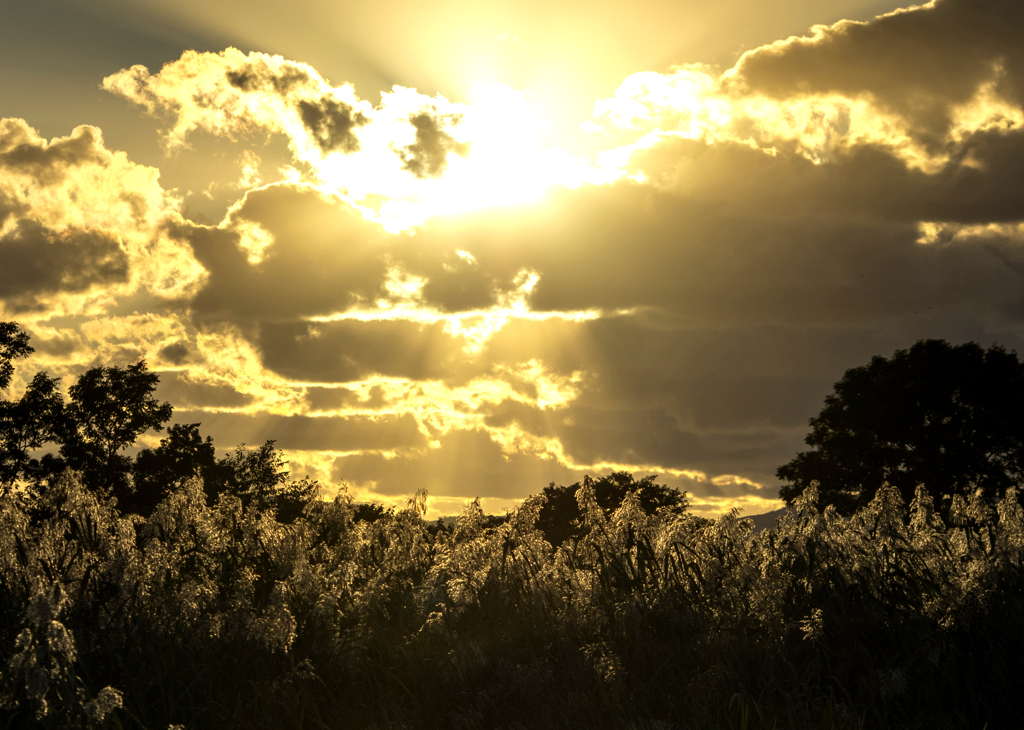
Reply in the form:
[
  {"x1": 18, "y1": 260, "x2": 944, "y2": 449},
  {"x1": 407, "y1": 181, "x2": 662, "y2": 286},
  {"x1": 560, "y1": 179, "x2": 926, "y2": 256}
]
[
  {"x1": 0, "y1": 321, "x2": 32, "y2": 392},
  {"x1": 536, "y1": 471, "x2": 688, "y2": 546},
  {"x1": 0, "y1": 321, "x2": 319, "y2": 521},
  {"x1": 0, "y1": 371, "x2": 64, "y2": 490},
  {"x1": 777, "y1": 339, "x2": 1024, "y2": 514},
  {"x1": 58, "y1": 360, "x2": 174, "y2": 501}
]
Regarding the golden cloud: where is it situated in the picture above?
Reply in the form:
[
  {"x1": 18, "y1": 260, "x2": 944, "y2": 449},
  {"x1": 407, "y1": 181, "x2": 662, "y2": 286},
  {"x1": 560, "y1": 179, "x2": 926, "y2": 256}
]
[
  {"x1": 593, "y1": 1, "x2": 1024, "y2": 174},
  {"x1": 103, "y1": 49, "x2": 613, "y2": 230},
  {"x1": 0, "y1": 119, "x2": 205, "y2": 318}
]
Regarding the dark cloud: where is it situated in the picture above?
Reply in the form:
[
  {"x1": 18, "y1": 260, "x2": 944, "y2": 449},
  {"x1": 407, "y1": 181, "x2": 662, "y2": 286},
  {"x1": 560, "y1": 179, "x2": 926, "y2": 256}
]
[
  {"x1": 726, "y1": 0, "x2": 1024, "y2": 147},
  {"x1": 173, "y1": 409, "x2": 426, "y2": 453},
  {"x1": 0, "y1": 122, "x2": 106, "y2": 186},
  {"x1": 482, "y1": 399, "x2": 562, "y2": 438},
  {"x1": 226, "y1": 64, "x2": 311, "y2": 94},
  {"x1": 305, "y1": 384, "x2": 387, "y2": 412},
  {"x1": 396, "y1": 247, "x2": 497, "y2": 312},
  {"x1": 157, "y1": 341, "x2": 195, "y2": 366},
  {"x1": 419, "y1": 266, "x2": 496, "y2": 311},
  {"x1": 485, "y1": 313, "x2": 1024, "y2": 486},
  {"x1": 419, "y1": 176, "x2": 1021, "y2": 324},
  {"x1": 626, "y1": 133, "x2": 1024, "y2": 225},
  {"x1": 177, "y1": 181, "x2": 508, "y2": 329},
  {"x1": 297, "y1": 97, "x2": 368, "y2": 154},
  {"x1": 397, "y1": 112, "x2": 469, "y2": 179},
  {"x1": 0, "y1": 219, "x2": 128, "y2": 311},
  {"x1": 471, "y1": 319, "x2": 810, "y2": 481},
  {"x1": 155, "y1": 371, "x2": 253, "y2": 409},
  {"x1": 258, "y1": 319, "x2": 465, "y2": 383},
  {"x1": 175, "y1": 184, "x2": 391, "y2": 323},
  {"x1": 553, "y1": 403, "x2": 788, "y2": 480}
]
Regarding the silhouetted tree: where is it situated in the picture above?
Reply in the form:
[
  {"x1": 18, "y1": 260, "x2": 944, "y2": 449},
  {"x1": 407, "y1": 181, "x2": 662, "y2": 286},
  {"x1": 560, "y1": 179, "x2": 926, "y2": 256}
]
[
  {"x1": 0, "y1": 322, "x2": 321, "y2": 523},
  {"x1": 0, "y1": 372, "x2": 64, "y2": 493},
  {"x1": 0, "y1": 324, "x2": 64, "y2": 495},
  {"x1": 219, "y1": 440, "x2": 319, "y2": 523},
  {"x1": 56, "y1": 361, "x2": 173, "y2": 501},
  {"x1": 778, "y1": 339, "x2": 1024, "y2": 514},
  {"x1": 536, "y1": 471, "x2": 688, "y2": 546},
  {"x1": 130, "y1": 422, "x2": 234, "y2": 517},
  {"x1": 353, "y1": 502, "x2": 392, "y2": 523},
  {"x1": 0, "y1": 321, "x2": 32, "y2": 392}
]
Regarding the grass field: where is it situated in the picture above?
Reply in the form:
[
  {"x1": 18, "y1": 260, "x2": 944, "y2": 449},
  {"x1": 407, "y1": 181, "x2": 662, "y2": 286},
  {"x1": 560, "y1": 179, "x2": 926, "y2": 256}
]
[{"x1": 1, "y1": 474, "x2": 1021, "y2": 728}]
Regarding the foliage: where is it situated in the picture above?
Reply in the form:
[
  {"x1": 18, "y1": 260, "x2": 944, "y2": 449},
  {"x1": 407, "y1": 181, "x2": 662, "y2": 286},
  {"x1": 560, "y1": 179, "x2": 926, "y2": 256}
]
[
  {"x1": 0, "y1": 469, "x2": 1022, "y2": 729},
  {"x1": 778, "y1": 339, "x2": 1024, "y2": 514},
  {"x1": 219, "y1": 440, "x2": 319, "y2": 523},
  {"x1": 0, "y1": 322, "x2": 319, "y2": 521},
  {"x1": 0, "y1": 321, "x2": 32, "y2": 392},
  {"x1": 58, "y1": 361, "x2": 174, "y2": 501},
  {"x1": 536, "y1": 471, "x2": 688, "y2": 546},
  {"x1": 130, "y1": 423, "x2": 233, "y2": 517},
  {"x1": 0, "y1": 372, "x2": 65, "y2": 493}
]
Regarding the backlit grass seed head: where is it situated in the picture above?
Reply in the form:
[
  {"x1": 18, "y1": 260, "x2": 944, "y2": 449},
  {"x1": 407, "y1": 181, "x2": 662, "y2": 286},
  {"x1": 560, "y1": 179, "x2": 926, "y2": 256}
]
[
  {"x1": 83, "y1": 686, "x2": 123, "y2": 723},
  {"x1": 25, "y1": 580, "x2": 69, "y2": 627},
  {"x1": 800, "y1": 608, "x2": 824, "y2": 643}
]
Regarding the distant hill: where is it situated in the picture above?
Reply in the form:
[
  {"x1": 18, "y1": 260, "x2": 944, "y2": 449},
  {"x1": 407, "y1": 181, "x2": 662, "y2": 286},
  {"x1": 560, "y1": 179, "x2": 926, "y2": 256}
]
[{"x1": 744, "y1": 507, "x2": 787, "y2": 532}]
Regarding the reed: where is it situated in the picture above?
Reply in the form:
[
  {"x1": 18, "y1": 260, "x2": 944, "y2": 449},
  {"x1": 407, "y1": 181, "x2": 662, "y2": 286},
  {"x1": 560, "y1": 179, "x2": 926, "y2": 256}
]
[{"x1": 1, "y1": 474, "x2": 1021, "y2": 728}]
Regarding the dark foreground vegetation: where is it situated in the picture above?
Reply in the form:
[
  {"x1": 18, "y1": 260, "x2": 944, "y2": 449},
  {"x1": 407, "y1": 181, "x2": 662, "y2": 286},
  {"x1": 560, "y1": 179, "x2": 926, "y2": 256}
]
[
  {"x1": 5, "y1": 473, "x2": 1024, "y2": 729},
  {"x1": 2, "y1": 325, "x2": 1024, "y2": 729}
]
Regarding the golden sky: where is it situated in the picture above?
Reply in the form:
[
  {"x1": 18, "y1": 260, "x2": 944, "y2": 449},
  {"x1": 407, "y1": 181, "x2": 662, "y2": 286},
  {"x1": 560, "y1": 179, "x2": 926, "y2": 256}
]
[{"x1": 2, "y1": 0, "x2": 1023, "y2": 517}]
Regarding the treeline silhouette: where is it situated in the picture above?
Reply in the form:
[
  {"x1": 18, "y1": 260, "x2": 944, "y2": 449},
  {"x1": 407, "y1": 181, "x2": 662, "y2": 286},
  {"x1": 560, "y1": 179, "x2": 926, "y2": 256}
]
[
  {"x1": 778, "y1": 339, "x2": 1024, "y2": 515},
  {"x1": 1, "y1": 323, "x2": 1023, "y2": 728},
  {"x1": 0, "y1": 323, "x2": 317, "y2": 523}
]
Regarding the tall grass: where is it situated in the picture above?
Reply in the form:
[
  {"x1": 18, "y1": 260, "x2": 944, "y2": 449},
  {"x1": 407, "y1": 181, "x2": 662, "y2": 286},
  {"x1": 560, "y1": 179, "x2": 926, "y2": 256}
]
[{"x1": 1, "y1": 474, "x2": 1021, "y2": 728}]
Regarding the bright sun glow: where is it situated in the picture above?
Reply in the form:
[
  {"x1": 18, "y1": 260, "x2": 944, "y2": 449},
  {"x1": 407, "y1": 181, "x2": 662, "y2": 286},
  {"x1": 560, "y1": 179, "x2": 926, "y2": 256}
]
[
  {"x1": 318, "y1": 82, "x2": 618, "y2": 232},
  {"x1": 103, "y1": 46, "x2": 1024, "y2": 238}
]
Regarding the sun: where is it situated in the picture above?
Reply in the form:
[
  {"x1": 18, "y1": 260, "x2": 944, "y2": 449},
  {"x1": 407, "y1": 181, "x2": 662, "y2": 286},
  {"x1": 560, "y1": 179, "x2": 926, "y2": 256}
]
[{"x1": 309, "y1": 82, "x2": 617, "y2": 233}]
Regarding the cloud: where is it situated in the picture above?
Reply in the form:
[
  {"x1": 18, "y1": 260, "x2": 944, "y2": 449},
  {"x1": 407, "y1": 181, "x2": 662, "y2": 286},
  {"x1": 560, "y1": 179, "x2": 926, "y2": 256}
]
[
  {"x1": 0, "y1": 220, "x2": 128, "y2": 312},
  {"x1": 171, "y1": 183, "x2": 391, "y2": 324},
  {"x1": 224, "y1": 62, "x2": 312, "y2": 95},
  {"x1": 326, "y1": 427, "x2": 781, "y2": 519},
  {"x1": 104, "y1": 49, "x2": 369, "y2": 155},
  {"x1": 156, "y1": 340, "x2": 195, "y2": 366},
  {"x1": 0, "y1": 191, "x2": 25, "y2": 229},
  {"x1": 0, "y1": 121, "x2": 106, "y2": 185},
  {"x1": 102, "y1": 48, "x2": 407, "y2": 174},
  {"x1": 258, "y1": 319, "x2": 465, "y2": 383},
  {"x1": 726, "y1": 0, "x2": 1024, "y2": 139},
  {"x1": 0, "y1": 118, "x2": 204, "y2": 319},
  {"x1": 397, "y1": 111, "x2": 470, "y2": 179},
  {"x1": 296, "y1": 97, "x2": 369, "y2": 154},
  {"x1": 104, "y1": 50, "x2": 608, "y2": 230},
  {"x1": 174, "y1": 409, "x2": 427, "y2": 453},
  {"x1": 593, "y1": 0, "x2": 1024, "y2": 173},
  {"x1": 413, "y1": 179, "x2": 1020, "y2": 328},
  {"x1": 155, "y1": 371, "x2": 254, "y2": 409},
  {"x1": 171, "y1": 182, "x2": 597, "y2": 366}
]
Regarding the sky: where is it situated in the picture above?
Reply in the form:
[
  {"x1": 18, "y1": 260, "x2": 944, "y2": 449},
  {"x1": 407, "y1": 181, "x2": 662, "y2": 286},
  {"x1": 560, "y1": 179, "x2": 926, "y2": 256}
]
[{"x1": 2, "y1": 0, "x2": 1023, "y2": 518}]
